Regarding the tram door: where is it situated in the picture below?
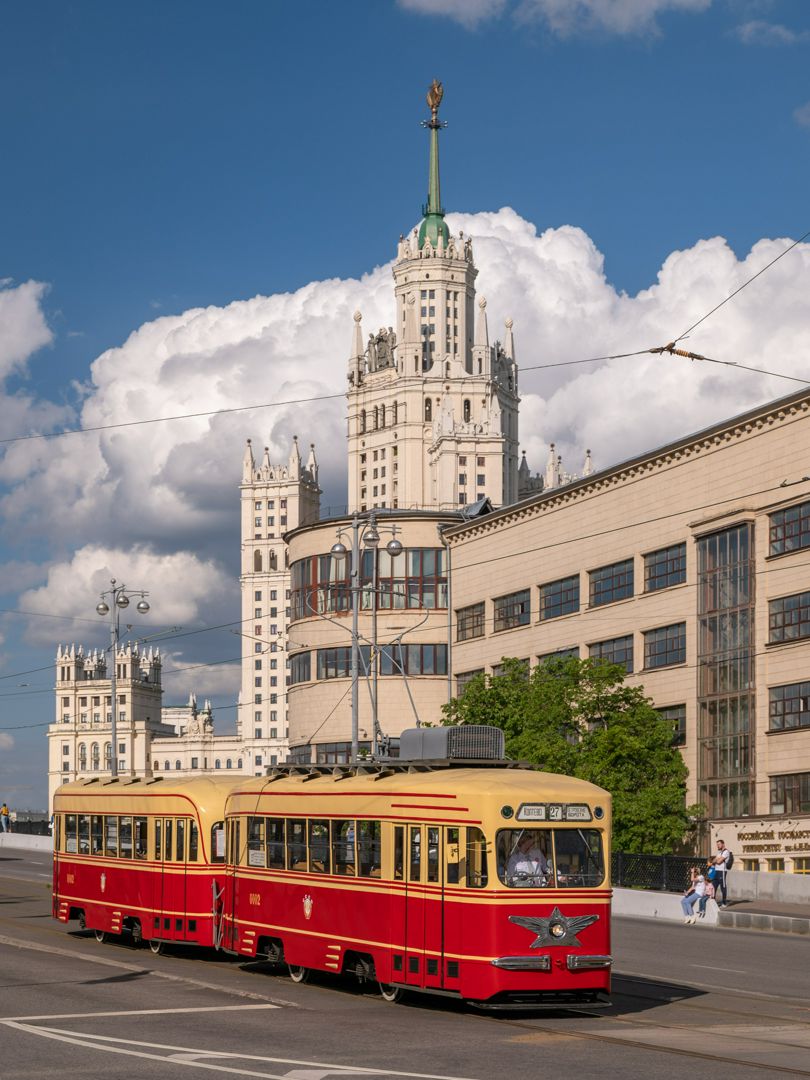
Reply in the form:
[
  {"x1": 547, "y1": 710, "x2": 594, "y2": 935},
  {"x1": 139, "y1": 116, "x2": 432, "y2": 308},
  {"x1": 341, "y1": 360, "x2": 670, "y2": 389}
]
[
  {"x1": 404, "y1": 824, "x2": 446, "y2": 989},
  {"x1": 154, "y1": 818, "x2": 189, "y2": 942}
]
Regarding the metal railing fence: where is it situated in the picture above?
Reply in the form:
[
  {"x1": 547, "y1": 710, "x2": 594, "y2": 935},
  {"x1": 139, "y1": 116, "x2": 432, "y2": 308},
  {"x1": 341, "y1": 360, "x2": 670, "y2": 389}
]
[{"x1": 611, "y1": 852, "x2": 705, "y2": 893}]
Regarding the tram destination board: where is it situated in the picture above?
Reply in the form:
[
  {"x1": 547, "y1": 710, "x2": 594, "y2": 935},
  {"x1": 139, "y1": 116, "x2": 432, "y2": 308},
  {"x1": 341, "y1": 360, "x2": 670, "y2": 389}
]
[{"x1": 516, "y1": 803, "x2": 593, "y2": 822}]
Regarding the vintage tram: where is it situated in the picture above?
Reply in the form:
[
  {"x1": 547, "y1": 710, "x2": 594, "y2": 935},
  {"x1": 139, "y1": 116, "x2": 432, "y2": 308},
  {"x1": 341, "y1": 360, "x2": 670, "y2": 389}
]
[{"x1": 52, "y1": 726, "x2": 612, "y2": 1008}]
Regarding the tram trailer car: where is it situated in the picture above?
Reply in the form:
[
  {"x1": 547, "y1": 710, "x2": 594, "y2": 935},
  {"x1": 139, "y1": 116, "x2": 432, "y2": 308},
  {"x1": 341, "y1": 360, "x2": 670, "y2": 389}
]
[
  {"x1": 52, "y1": 776, "x2": 231, "y2": 952},
  {"x1": 225, "y1": 726, "x2": 612, "y2": 1008}
]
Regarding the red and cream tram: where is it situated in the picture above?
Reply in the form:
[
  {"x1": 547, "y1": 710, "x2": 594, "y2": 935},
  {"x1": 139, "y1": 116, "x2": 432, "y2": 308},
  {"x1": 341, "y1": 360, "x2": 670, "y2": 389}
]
[
  {"x1": 52, "y1": 727, "x2": 612, "y2": 1008},
  {"x1": 224, "y1": 726, "x2": 612, "y2": 1008},
  {"x1": 52, "y1": 775, "x2": 230, "y2": 952}
]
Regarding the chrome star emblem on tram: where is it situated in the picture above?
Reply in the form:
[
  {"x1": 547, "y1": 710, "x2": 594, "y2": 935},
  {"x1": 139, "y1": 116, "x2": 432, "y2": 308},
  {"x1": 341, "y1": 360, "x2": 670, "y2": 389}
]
[{"x1": 509, "y1": 907, "x2": 598, "y2": 948}]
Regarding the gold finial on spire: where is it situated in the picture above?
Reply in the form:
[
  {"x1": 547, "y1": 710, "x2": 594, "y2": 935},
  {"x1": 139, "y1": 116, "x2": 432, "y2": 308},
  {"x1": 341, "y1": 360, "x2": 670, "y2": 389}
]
[{"x1": 426, "y1": 78, "x2": 443, "y2": 120}]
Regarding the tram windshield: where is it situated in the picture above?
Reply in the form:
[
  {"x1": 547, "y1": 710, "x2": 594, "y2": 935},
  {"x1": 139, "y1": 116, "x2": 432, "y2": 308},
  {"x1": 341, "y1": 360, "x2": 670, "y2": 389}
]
[{"x1": 497, "y1": 828, "x2": 604, "y2": 888}]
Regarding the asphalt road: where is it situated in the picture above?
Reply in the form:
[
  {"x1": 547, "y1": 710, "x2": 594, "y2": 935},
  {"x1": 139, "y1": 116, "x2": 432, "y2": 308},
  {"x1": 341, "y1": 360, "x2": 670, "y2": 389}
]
[{"x1": 1, "y1": 848, "x2": 809, "y2": 1079}]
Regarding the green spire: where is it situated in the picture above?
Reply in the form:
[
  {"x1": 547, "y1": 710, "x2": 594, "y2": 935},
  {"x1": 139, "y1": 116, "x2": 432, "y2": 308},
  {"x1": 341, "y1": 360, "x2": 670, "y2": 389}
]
[{"x1": 418, "y1": 79, "x2": 450, "y2": 251}]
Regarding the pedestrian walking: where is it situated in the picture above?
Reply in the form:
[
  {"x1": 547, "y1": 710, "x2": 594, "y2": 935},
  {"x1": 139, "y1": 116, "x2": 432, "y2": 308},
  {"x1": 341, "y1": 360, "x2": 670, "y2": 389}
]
[{"x1": 0, "y1": 802, "x2": 10, "y2": 833}]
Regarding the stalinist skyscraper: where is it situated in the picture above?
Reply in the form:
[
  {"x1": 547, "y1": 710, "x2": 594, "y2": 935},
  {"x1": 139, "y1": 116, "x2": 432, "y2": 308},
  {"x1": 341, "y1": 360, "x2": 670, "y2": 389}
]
[{"x1": 347, "y1": 80, "x2": 520, "y2": 513}]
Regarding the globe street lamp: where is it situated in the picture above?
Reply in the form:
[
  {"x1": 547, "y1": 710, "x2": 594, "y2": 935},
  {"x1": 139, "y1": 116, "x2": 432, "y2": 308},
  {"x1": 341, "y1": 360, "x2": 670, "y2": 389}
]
[
  {"x1": 96, "y1": 578, "x2": 150, "y2": 778},
  {"x1": 330, "y1": 512, "x2": 401, "y2": 760}
]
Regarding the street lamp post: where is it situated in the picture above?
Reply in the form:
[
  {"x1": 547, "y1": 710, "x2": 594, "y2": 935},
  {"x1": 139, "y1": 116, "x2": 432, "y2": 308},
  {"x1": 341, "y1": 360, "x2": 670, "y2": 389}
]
[
  {"x1": 331, "y1": 512, "x2": 401, "y2": 761},
  {"x1": 96, "y1": 578, "x2": 151, "y2": 778}
]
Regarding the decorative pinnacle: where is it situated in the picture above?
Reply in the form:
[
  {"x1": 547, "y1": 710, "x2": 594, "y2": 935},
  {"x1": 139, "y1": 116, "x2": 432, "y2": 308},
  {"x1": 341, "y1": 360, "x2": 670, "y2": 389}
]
[{"x1": 426, "y1": 78, "x2": 443, "y2": 123}]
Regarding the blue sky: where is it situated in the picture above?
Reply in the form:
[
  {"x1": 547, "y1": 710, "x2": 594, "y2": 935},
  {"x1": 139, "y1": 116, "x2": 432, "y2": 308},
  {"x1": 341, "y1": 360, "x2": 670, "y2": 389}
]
[{"x1": 2, "y1": 0, "x2": 810, "y2": 808}]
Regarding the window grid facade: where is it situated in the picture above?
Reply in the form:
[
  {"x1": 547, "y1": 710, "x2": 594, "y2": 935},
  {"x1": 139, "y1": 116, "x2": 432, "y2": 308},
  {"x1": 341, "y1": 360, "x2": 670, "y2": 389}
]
[
  {"x1": 769, "y1": 591, "x2": 810, "y2": 644},
  {"x1": 537, "y1": 647, "x2": 580, "y2": 665},
  {"x1": 539, "y1": 575, "x2": 579, "y2": 621},
  {"x1": 589, "y1": 635, "x2": 634, "y2": 673},
  {"x1": 644, "y1": 623, "x2": 686, "y2": 669},
  {"x1": 589, "y1": 560, "x2": 634, "y2": 607},
  {"x1": 770, "y1": 773, "x2": 810, "y2": 814},
  {"x1": 656, "y1": 704, "x2": 687, "y2": 747},
  {"x1": 769, "y1": 681, "x2": 810, "y2": 731},
  {"x1": 769, "y1": 500, "x2": 810, "y2": 556},
  {"x1": 493, "y1": 589, "x2": 530, "y2": 632},
  {"x1": 456, "y1": 602, "x2": 485, "y2": 642},
  {"x1": 644, "y1": 543, "x2": 686, "y2": 592}
]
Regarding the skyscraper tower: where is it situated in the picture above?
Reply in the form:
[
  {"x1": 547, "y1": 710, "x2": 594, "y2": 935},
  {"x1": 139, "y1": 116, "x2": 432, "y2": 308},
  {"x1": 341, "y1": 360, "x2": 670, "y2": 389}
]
[{"x1": 347, "y1": 80, "x2": 520, "y2": 513}]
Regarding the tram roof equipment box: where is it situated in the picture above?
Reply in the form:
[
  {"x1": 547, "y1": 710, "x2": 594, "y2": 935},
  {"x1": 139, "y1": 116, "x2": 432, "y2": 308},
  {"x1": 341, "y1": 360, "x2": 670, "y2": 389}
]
[{"x1": 398, "y1": 725, "x2": 505, "y2": 763}]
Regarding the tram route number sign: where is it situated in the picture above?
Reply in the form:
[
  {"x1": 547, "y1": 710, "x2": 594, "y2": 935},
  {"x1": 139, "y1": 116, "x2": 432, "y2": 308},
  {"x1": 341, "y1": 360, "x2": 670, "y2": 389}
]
[{"x1": 516, "y1": 803, "x2": 592, "y2": 822}]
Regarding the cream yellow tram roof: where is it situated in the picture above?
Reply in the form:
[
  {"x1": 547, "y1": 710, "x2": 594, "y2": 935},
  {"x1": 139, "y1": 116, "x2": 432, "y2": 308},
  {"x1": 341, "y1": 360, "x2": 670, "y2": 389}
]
[
  {"x1": 226, "y1": 765, "x2": 611, "y2": 831},
  {"x1": 53, "y1": 775, "x2": 235, "y2": 826}
]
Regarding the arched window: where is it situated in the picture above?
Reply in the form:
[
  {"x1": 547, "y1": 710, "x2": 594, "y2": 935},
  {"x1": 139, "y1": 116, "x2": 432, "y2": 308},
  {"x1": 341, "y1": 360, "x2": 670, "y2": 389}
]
[
  {"x1": 373, "y1": 406, "x2": 379, "y2": 430},
  {"x1": 104, "y1": 742, "x2": 111, "y2": 768},
  {"x1": 463, "y1": 398, "x2": 471, "y2": 423},
  {"x1": 392, "y1": 401, "x2": 398, "y2": 425},
  {"x1": 360, "y1": 409, "x2": 366, "y2": 433},
  {"x1": 175, "y1": 760, "x2": 181, "y2": 770},
  {"x1": 226, "y1": 758, "x2": 232, "y2": 769},
  {"x1": 153, "y1": 761, "x2": 160, "y2": 771},
  {"x1": 91, "y1": 743, "x2": 100, "y2": 770},
  {"x1": 215, "y1": 759, "x2": 221, "y2": 769},
  {"x1": 79, "y1": 743, "x2": 87, "y2": 770},
  {"x1": 424, "y1": 398, "x2": 432, "y2": 422},
  {"x1": 237, "y1": 758, "x2": 243, "y2": 769},
  {"x1": 380, "y1": 404, "x2": 385, "y2": 428},
  {"x1": 164, "y1": 760, "x2": 170, "y2": 771},
  {"x1": 254, "y1": 550, "x2": 262, "y2": 572}
]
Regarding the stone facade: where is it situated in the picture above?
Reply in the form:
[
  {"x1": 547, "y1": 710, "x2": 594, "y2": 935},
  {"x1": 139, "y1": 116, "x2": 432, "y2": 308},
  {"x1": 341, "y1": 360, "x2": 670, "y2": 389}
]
[{"x1": 444, "y1": 388, "x2": 810, "y2": 872}]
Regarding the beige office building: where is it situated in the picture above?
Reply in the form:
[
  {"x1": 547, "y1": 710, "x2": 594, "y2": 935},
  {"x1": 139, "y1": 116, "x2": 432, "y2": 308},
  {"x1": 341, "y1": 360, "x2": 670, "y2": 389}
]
[{"x1": 444, "y1": 389, "x2": 810, "y2": 872}]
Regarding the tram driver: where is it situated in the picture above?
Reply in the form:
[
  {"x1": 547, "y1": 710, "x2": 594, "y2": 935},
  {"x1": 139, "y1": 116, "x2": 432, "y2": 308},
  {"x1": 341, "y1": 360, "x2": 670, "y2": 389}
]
[{"x1": 505, "y1": 830, "x2": 550, "y2": 887}]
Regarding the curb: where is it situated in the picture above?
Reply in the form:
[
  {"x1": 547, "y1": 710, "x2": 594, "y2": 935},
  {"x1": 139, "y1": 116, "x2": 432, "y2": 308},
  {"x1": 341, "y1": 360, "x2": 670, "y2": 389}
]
[{"x1": 717, "y1": 910, "x2": 810, "y2": 936}]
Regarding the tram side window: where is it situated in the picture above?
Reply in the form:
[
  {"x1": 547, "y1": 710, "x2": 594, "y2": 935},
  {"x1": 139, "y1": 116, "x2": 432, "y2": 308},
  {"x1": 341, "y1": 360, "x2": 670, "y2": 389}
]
[
  {"x1": 91, "y1": 815, "x2": 103, "y2": 855},
  {"x1": 188, "y1": 820, "x2": 198, "y2": 862},
  {"x1": 287, "y1": 819, "x2": 307, "y2": 870},
  {"x1": 119, "y1": 816, "x2": 133, "y2": 859},
  {"x1": 176, "y1": 818, "x2": 185, "y2": 862},
  {"x1": 358, "y1": 820, "x2": 381, "y2": 877},
  {"x1": 65, "y1": 813, "x2": 77, "y2": 853},
  {"x1": 447, "y1": 827, "x2": 460, "y2": 884},
  {"x1": 155, "y1": 818, "x2": 162, "y2": 860},
  {"x1": 134, "y1": 817, "x2": 148, "y2": 860},
  {"x1": 55, "y1": 814, "x2": 61, "y2": 851},
  {"x1": 164, "y1": 819, "x2": 173, "y2": 862},
  {"x1": 78, "y1": 813, "x2": 90, "y2": 855},
  {"x1": 409, "y1": 825, "x2": 421, "y2": 882},
  {"x1": 248, "y1": 817, "x2": 266, "y2": 867},
  {"x1": 393, "y1": 826, "x2": 404, "y2": 880},
  {"x1": 554, "y1": 829, "x2": 604, "y2": 887},
  {"x1": 211, "y1": 821, "x2": 225, "y2": 863},
  {"x1": 331, "y1": 820, "x2": 355, "y2": 875},
  {"x1": 266, "y1": 818, "x2": 285, "y2": 869},
  {"x1": 466, "y1": 826, "x2": 488, "y2": 888},
  {"x1": 309, "y1": 820, "x2": 330, "y2": 873},
  {"x1": 427, "y1": 827, "x2": 440, "y2": 883},
  {"x1": 105, "y1": 816, "x2": 119, "y2": 857}
]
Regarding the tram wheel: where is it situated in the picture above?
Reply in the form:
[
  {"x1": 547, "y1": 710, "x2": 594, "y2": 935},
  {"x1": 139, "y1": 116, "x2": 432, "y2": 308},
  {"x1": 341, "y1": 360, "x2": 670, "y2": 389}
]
[
  {"x1": 94, "y1": 930, "x2": 107, "y2": 943},
  {"x1": 148, "y1": 940, "x2": 164, "y2": 955},
  {"x1": 378, "y1": 982, "x2": 405, "y2": 1004},
  {"x1": 287, "y1": 964, "x2": 310, "y2": 984},
  {"x1": 130, "y1": 921, "x2": 143, "y2": 947}
]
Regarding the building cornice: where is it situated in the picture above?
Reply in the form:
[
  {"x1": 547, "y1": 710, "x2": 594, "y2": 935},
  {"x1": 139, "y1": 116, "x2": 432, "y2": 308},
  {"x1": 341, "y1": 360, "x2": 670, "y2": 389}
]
[{"x1": 443, "y1": 387, "x2": 810, "y2": 544}]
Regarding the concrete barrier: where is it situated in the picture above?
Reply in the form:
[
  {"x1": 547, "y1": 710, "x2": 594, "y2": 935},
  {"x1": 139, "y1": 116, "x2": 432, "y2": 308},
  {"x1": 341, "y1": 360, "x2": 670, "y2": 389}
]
[
  {"x1": 613, "y1": 886, "x2": 719, "y2": 925},
  {"x1": 728, "y1": 869, "x2": 810, "y2": 904},
  {"x1": 0, "y1": 833, "x2": 52, "y2": 853}
]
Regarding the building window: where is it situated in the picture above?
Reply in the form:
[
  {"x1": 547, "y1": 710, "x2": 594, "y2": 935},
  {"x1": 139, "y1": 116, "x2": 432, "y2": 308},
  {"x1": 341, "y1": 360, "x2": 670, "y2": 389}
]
[
  {"x1": 456, "y1": 602, "x2": 485, "y2": 641},
  {"x1": 590, "y1": 635, "x2": 633, "y2": 673},
  {"x1": 769, "y1": 591, "x2": 810, "y2": 643},
  {"x1": 254, "y1": 590, "x2": 262, "y2": 601},
  {"x1": 456, "y1": 669, "x2": 484, "y2": 694},
  {"x1": 657, "y1": 704, "x2": 687, "y2": 747},
  {"x1": 493, "y1": 589, "x2": 530, "y2": 632},
  {"x1": 191, "y1": 757, "x2": 199, "y2": 769},
  {"x1": 379, "y1": 643, "x2": 447, "y2": 676},
  {"x1": 769, "y1": 681, "x2": 810, "y2": 731},
  {"x1": 539, "y1": 575, "x2": 579, "y2": 621},
  {"x1": 254, "y1": 694, "x2": 262, "y2": 704},
  {"x1": 644, "y1": 623, "x2": 686, "y2": 668},
  {"x1": 254, "y1": 728, "x2": 262, "y2": 738},
  {"x1": 644, "y1": 542, "x2": 686, "y2": 592},
  {"x1": 770, "y1": 499, "x2": 810, "y2": 556},
  {"x1": 317, "y1": 646, "x2": 371, "y2": 679},
  {"x1": 463, "y1": 399, "x2": 471, "y2": 423},
  {"x1": 770, "y1": 773, "x2": 810, "y2": 814},
  {"x1": 290, "y1": 652, "x2": 311, "y2": 685},
  {"x1": 589, "y1": 559, "x2": 634, "y2": 606},
  {"x1": 537, "y1": 647, "x2": 579, "y2": 665},
  {"x1": 492, "y1": 659, "x2": 529, "y2": 678},
  {"x1": 62, "y1": 744, "x2": 69, "y2": 755},
  {"x1": 253, "y1": 551, "x2": 262, "y2": 572},
  {"x1": 424, "y1": 399, "x2": 432, "y2": 422}
]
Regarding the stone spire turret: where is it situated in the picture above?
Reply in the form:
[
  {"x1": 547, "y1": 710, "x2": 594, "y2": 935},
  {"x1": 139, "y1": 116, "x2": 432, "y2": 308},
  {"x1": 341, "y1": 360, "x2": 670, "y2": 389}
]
[
  {"x1": 418, "y1": 79, "x2": 450, "y2": 252},
  {"x1": 243, "y1": 439, "x2": 255, "y2": 482},
  {"x1": 306, "y1": 442, "x2": 319, "y2": 486}
]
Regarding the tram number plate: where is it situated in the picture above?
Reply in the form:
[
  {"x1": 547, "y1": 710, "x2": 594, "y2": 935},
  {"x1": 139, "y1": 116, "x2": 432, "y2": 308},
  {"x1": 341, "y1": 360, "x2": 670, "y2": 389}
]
[
  {"x1": 249, "y1": 892, "x2": 261, "y2": 907},
  {"x1": 548, "y1": 804, "x2": 563, "y2": 821}
]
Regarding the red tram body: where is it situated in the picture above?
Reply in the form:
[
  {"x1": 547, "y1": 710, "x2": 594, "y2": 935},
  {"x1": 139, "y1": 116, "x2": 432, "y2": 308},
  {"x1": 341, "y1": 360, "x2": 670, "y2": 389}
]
[{"x1": 52, "y1": 729, "x2": 612, "y2": 1008}]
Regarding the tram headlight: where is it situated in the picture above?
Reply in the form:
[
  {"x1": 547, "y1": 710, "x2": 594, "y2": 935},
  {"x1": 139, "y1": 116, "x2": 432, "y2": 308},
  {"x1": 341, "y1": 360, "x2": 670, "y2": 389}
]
[{"x1": 550, "y1": 922, "x2": 566, "y2": 939}]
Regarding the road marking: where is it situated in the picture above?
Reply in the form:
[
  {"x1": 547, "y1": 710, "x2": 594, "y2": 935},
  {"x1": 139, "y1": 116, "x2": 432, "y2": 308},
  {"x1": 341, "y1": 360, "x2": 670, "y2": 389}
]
[
  {"x1": 0, "y1": 1023, "x2": 480, "y2": 1080},
  {"x1": 0, "y1": 934, "x2": 295, "y2": 1005},
  {"x1": 2, "y1": 1004, "x2": 279, "y2": 1022},
  {"x1": 691, "y1": 972, "x2": 747, "y2": 980}
]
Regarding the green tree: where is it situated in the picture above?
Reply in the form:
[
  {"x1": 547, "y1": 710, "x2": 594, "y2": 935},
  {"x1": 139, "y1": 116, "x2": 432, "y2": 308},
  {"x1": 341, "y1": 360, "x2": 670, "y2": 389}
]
[{"x1": 442, "y1": 655, "x2": 700, "y2": 853}]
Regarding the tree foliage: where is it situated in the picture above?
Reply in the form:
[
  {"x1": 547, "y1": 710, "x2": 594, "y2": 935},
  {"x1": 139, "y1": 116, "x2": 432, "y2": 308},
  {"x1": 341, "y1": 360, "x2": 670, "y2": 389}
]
[{"x1": 442, "y1": 656, "x2": 701, "y2": 853}]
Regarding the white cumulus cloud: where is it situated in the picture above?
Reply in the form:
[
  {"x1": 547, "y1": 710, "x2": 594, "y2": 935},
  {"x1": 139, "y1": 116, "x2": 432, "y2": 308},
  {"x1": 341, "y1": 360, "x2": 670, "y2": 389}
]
[
  {"x1": 735, "y1": 20, "x2": 810, "y2": 46},
  {"x1": 0, "y1": 733, "x2": 14, "y2": 751}
]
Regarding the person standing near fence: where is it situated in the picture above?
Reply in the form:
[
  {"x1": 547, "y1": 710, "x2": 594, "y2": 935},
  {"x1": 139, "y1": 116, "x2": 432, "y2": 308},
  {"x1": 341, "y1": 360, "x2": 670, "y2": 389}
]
[
  {"x1": 0, "y1": 802, "x2": 9, "y2": 833},
  {"x1": 712, "y1": 839, "x2": 732, "y2": 907}
]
